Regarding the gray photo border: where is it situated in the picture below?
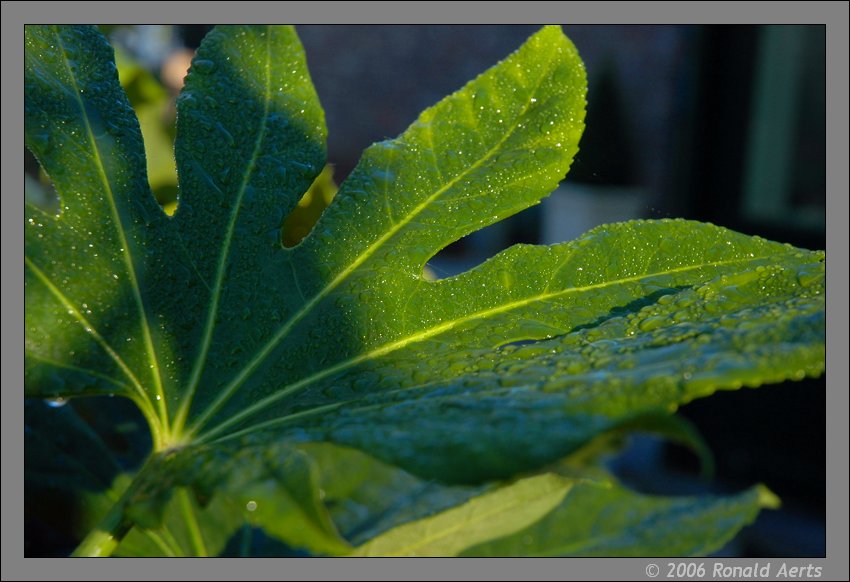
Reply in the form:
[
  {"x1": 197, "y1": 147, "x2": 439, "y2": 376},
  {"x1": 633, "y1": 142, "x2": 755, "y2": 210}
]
[{"x1": 2, "y1": 1, "x2": 847, "y2": 580}]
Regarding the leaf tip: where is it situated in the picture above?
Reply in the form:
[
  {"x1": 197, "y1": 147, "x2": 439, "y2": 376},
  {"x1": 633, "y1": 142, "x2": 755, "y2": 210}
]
[
  {"x1": 755, "y1": 485, "x2": 781, "y2": 510},
  {"x1": 539, "y1": 24, "x2": 566, "y2": 35}
]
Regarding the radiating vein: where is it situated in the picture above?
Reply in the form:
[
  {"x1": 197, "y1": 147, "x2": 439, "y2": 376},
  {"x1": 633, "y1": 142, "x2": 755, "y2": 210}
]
[
  {"x1": 25, "y1": 257, "x2": 151, "y2": 410},
  {"x1": 188, "y1": 48, "x2": 561, "y2": 436},
  {"x1": 26, "y1": 351, "x2": 134, "y2": 394},
  {"x1": 53, "y1": 26, "x2": 169, "y2": 427},
  {"x1": 194, "y1": 255, "x2": 758, "y2": 442},
  {"x1": 174, "y1": 25, "x2": 274, "y2": 435}
]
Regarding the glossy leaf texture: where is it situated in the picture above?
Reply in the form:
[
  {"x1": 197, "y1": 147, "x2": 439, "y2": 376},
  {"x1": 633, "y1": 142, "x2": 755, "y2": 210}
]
[
  {"x1": 192, "y1": 220, "x2": 824, "y2": 483},
  {"x1": 25, "y1": 24, "x2": 824, "y2": 556}
]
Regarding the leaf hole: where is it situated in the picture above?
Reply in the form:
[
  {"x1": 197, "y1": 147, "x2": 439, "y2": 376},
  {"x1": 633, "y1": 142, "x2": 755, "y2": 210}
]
[
  {"x1": 281, "y1": 165, "x2": 338, "y2": 248},
  {"x1": 423, "y1": 204, "x2": 542, "y2": 281}
]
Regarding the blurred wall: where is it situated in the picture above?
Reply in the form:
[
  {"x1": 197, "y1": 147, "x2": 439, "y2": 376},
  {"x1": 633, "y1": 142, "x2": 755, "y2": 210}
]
[{"x1": 296, "y1": 25, "x2": 688, "y2": 197}]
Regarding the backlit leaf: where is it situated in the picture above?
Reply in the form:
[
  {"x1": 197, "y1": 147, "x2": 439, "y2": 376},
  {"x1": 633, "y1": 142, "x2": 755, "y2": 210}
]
[{"x1": 24, "y1": 24, "x2": 824, "y2": 556}]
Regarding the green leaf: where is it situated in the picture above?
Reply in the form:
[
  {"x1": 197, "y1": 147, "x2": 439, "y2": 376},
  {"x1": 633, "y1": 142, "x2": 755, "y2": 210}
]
[
  {"x1": 115, "y1": 487, "x2": 242, "y2": 557},
  {"x1": 297, "y1": 442, "x2": 487, "y2": 545},
  {"x1": 184, "y1": 444, "x2": 351, "y2": 555},
  {"x1": 350, "y1": 473, "x2": 574, "y2": 557},
  {"x1": 25, "y1": 24, "x2": 824, "y2": 557},
  {"x1": 193, "y1": 220, "x2": 823, "y2": 484},
  {"x1": 116, "y1": 442, "x2": 351, "y2": 555},
  {"x1": 25, "y1": 24, "x2": 185, "y2": 448},
  {"x1": 307, "y1": 443, "x2": 769, "y2": 557},
  {"x1": 461, "y1": 480, "x2": 778, "y2": 557}
]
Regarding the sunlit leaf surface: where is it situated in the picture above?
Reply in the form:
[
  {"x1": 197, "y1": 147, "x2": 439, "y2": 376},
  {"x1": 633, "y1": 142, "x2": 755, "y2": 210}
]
[{"x1": 25, "y1": 24, "x2": 824, "y2": 556}]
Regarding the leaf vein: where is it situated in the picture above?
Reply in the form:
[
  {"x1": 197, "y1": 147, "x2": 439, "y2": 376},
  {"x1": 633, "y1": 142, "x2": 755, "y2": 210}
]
[
  {"x1": 52, "y1": 26, "x2": 169, "y2": 429},
  {"x1": 187, "y1": 46, "x2": 562, "y2": 435},
  {"x1": 195, "y1": 255, "x2": 758, "y2": 442},
  {"x1": 25, "y1": 257, "x2": 150, "y2": 408},
  {"x1": 175, "y1": 26, "x2": 275, "y2": 435}
]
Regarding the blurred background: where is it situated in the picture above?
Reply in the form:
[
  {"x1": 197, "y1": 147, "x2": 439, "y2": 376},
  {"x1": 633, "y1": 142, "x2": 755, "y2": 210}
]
[{"x1": 25, "y1": 24, "x2": 825, "y2": 557}]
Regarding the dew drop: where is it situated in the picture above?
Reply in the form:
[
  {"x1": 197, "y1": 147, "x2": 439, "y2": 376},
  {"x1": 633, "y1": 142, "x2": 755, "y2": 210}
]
[
  {"x1": 637, "y1": 315, "x2": 666, "y2": 333},
  {"x1": 46, "y1": 397, "x2": 67, "y2": 408},
  {"x1": 192, "y1": 59, "x2": 216, "y2": 74},
  {"x1": 246, "y1": 500, "x2": 258, "y2": 512},
  {"x1": 216, "y1": 122, "x2": 235, "y2": 147}
]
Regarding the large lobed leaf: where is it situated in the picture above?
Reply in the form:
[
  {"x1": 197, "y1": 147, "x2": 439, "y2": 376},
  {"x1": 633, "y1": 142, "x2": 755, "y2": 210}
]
[{"x1": 24, "y1": 24, "x2": 824, "y2": 556}]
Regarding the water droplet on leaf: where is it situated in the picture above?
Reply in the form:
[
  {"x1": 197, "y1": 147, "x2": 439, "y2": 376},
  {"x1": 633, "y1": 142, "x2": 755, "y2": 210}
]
[{"x1": 192, "y1": 59, "x2": 216, "y2": 74}]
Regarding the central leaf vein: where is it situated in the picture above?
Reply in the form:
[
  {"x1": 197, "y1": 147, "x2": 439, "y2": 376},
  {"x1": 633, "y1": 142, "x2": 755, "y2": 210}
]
[
  {"x1": 174, "y1": 26, "x2": 275, "y2": 435},
  {"x1": 194, "y1": 255, "x2": 758, "y2": 442}
]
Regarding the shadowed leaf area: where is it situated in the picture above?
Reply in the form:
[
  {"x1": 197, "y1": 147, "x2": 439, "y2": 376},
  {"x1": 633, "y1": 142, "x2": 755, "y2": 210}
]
[{"x1": 24, "y1": 25, "x2": 824, "y2": 556}]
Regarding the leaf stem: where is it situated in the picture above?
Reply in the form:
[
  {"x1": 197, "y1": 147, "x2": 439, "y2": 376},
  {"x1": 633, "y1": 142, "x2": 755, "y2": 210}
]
[
  {"x1": 70, "y1": 455, "x2": 154, "y2": 557},
  {"x1": 71, "y1": 485, "x2": 134, "y2": 557}
]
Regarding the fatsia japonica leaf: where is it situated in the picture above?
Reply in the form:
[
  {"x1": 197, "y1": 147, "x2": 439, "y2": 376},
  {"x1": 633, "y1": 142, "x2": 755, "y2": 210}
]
[{"x1": 24, "y1": 24, "x2": 824, "y2": 557}]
